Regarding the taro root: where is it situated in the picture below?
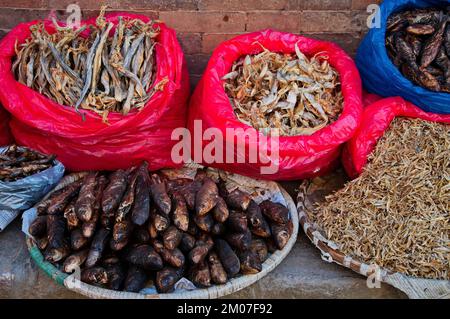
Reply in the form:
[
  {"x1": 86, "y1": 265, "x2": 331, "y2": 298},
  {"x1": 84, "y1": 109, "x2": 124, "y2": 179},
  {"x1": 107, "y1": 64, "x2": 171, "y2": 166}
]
[
  {"x1": 63, "y1": 199, "x2": 79, "y2": 230},
  {"x1": 110, "y1": 220, "x2": 134, "y2": 251},
  {"x1": 215, "y1": 239, "x2": 240, "y2": 277},
  {"x1": 226, "y1": 210, "x2": 248, "y2": 233},
  {"x1": 131, "y1": 168, "x2": 151, "y2": 226},
  {"x1": 126, "y1": 244, "x2": 163, "y2": 271},
  {"x1": 211, "y1": 223, "x2": 226, "y2": 236},
  {"x1": 239, "y1": 251, "x2": 262, "y2": 275},
  {"x1": 212, "y1": 196, "x2": 229, "y2": 223},
  {"x1": 171, "y1": 192, "x2": 189, "y2": 232},
  {"x1": 193, "y1": 213, "x2": 214, "y2": 233},
  {"x1": 47, "y1": 215, "x2": 66, "y2": 249},
  {"x1": 70, "y1": 228, "x2": 89, "y2": 251},
  {"x1": 179, "y1": 233, "x2": 196, "y2": 253},
  {"x1": 29, "y1": 215, "x2": 47, "y2": 238},
  {"x1": 189, "y1": 261, "x2": 211, "y2": 288},
  {"x1": 250, "y1": 239, "x2": 269, "y2": 263},
  {"x1": 150, "y1": 174, "x2": 171, "y2": 215},
  {"x1": 153, "y1": 240, "x2": 185, "y2": 268},
  {"x1": 162, "y1": 225, "x2": 182, "y2": 250},
  {"x1": 116, "y1": 172, "x2": 138, "y2": 222},
  {"x1": 155, "y1": 267, "x2": 184, "y2": 293},
  {"x1": 104, "y1": 262, "x2": 125, "y2": 291},
  {"x1": 180, "y1": 180, "x2": 202, "y2": 211},
  {"x1": 101, "y1": 169, "x2": 128, "y2": 218},
  {"x1": 132, "y1": 226, "x2": 151, "y2": 245},
  {"x1": 75, "y1": 172, "x2": 98, "y2": 222},
  {"x1": 188, "y1": 241, "x2": 211, "y2": 265},
  {"x1": 123, "y1": 266, "x2": 148, "y2": 293},
  {"x1": 247, "y1": 200, "x2": 271, "y2": 238},
  {"x1": 187, "y1": 218, "x2": 200, "y2": 236},
  {"x1": 47, "y1": 181, "x2": 82, "y2": 215},
  {"x1": 35, "y1": 236, "x2": 49, "y2": 250},
  {"x1": 150, "y1": 207, "x2": 170, "y2": 232},
  {"x1": 259, "y1": 200, "x2": 289, "y2": 225},
  {"x1": 85, "y1": 228, "x2": 110, "y2": 267},
  {"x1": 208, "y1": 251, "x2": 228, "y2": 284},
  {"x1": 44, "y1": 245, "x2": 70, "y2": 263},
  {"x1": 63, "y1": 249, "x2": 89, "y2": 273},
  {"x1": 225, "y1": 230, "x2": 252, "y2": 252},
  {"x1": 195, "y1": 178, "x2": 219, "y2": 216},
  {"x1": 81, "y1": 267, "x2": 108, "y2": 285},
  {"x1": 224, "y1": 189, "x2": 251, "y2": 211},
  {"x1": 271, "y1": 224, "x2": 290, "y2": 250}
]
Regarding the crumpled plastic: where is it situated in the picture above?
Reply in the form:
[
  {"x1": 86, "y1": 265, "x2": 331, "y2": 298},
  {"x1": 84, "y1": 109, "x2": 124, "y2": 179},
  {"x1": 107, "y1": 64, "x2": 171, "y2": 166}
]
[
  {"x1": 356, "y1": 0, "x2": 450, "y2": 114},
  {"x1": 188, "y1": 30, "x2": 363, "y2": 181},
  {"x1": 342, "y1": 96, "x2": 450, "y2": 179},
  {"x1": 0, "y1": 13, "x2": 190, "y2": 172}
]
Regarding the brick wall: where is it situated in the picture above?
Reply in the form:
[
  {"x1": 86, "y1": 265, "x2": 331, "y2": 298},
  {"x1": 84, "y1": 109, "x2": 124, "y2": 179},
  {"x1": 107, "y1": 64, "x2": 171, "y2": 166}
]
[{"x1": 0, "y1": 0, "x2": 382, "y2": 89}]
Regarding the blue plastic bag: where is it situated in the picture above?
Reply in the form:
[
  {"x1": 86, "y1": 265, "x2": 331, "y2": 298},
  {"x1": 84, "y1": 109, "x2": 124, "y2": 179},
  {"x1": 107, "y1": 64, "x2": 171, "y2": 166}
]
[
  {"x1": 0, "y1": 146, "x2": 65, "y2": 211},
  {"x1": 356, "y1": 0, "x2": 450, "y2": 114}
]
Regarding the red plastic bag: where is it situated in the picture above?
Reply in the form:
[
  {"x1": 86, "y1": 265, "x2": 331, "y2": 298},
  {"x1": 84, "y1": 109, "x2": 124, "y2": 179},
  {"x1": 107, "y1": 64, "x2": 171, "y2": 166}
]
[
  {"x1": 0, "y1": 13, "x2": 189, "y2": 171},
  {"x1": 342, "y1": 97, "x2": 450, "y2": 179},
  {"x1": 0, "y1": 105, "x2": 13, "y2": 146},
  {"x1": 188, "y1": 30, "x2": 363, "y2": 181}
]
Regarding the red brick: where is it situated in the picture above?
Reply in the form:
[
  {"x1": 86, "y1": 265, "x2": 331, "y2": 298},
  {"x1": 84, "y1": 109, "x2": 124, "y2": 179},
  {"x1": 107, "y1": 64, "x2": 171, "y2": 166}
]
[
  {"x1": 299, "y1": 0, "x2": 351, "y2": 10},
  {"x1": 246, "y1": 11, "x2": 300, "y2": 33},
  {"x1": 198, "y1": 0, "x2": 289, "y2": 11},
  {"x1": 302, "y1": 32, "x2": 363, "y2": 56},
  {"x1": 299, "y1": 11, "x2": 359, "y2": 33},
  {"x1": 185, "y1": 54, "x2": 211, "y2": 75},
  {"x1": 47, "y1": 0, "x2": 198, "y2": 10},
  {"x1": 201, "y1": 33, "x2": 242, "y2": 53},
  {"x1": 0, "y1": 0, "x2": 46, "y2": 8},
  {"x1": 351, "y1": 0, "x2": 382, "y2": 10},
  {"x1": 177, "y1": 33, "x2": 202, "y2": 54},
  {"x1": 159, "y1": 11, "x2": 246, "y2": 33}
]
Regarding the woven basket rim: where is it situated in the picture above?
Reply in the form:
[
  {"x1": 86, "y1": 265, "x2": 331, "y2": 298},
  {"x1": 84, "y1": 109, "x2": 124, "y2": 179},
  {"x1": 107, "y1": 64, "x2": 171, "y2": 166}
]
[{"x1": 26, "y1": 169, "x2": 299, "y2": 299}]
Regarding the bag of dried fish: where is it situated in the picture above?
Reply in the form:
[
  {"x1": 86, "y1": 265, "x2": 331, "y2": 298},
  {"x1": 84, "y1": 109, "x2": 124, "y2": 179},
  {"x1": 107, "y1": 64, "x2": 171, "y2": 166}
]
[
  {"x1": 23, "y1": 165, "x2": 296, "y2": 297},
  {"x1": 311, "y1": 116, "x2": 449, "y2": 280},
  {"x1": 0, "y1": 145, "x2": 64, "y2": 232},
  {"x1": 356, "y1": 0, "x2": 450, "y2": 114},
  {"x1": 342, "y1": 96, "x2": 450, "y2": 178},
  {"x1": 0, "y1": 11, "x2": 189, "y2": 172},
  {"x1": 188, "y1": 30, "x2": 362, "y2": 180}
]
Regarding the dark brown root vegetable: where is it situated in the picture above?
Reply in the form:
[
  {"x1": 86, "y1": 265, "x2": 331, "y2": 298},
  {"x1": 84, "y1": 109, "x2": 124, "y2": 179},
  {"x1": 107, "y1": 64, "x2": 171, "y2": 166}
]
[
  {"x1": 104, "y1": 262, "x2": 125, "y2": 291},
  {"x1": 211, "y1": 223, "x2": 226, "y2": 236},
  {"x1": 247, "y1": 200, "x2": 271, "y2": 236},
  {"x1": 75, "y1": 172, "x2": 98, "y2": 222},
  {"x1": 249, "y1": 239, "x2": 268, "y2": 263},
  {"x1": 212, "y1": 196, "x2": 229, "y2": 223},
  {"x1": 70, "y1": 228, "x2": 89, "y2": 251},
  {"x1": 225, "y1": 230, "x2": 252, "y2": 252},
  {"x1": 132, "y1": 226, "x2": 151, "y2": 245},
  {"x1": 195, "y1": 178, "x2": 219, "y2": 216},
  {"x1": 180, "y1": 180, "x2": 202, "y2": 211},
  {"x1": 126, "y1": 244, "x2": 163, "y2": 271},
  {"x1": 188, "y1": 241, "x2": 211, "y2": 265},
  {"x1": 224, "y1": 189, "x2": 251, "y2": 211},
  {"x1": 29, "y1": 215, "x2": 47, "y2": 237},
  {"x1": 35, "y1": 236, "x2": 49, "y2": 250},
  {"x1": 47, "y1": 181, "x2": 82, "y2": 215},
  {"x1": 131, "y1": 166, "x2": 150, "y2": 226},
  {"x1": 208, "y1": 251, "x2": 228, "y2": 284},
  {"x1": 110, "y1": 220, "x2": 134, "y2": 251},
  {"x1": 259, "y1": 200, "x2": 289, "y2": 225},
  {"x1": 47, "y1": 215, "x2": 66, "y2": 249},
  {"x1": 162, "y1": 225, "x2": 182, "y2": 250},
  {"x1": 116, "y1": 171, "x2": 138, "y2": 222},
  {"x1": 155, "y1": 267, "x2": 184, "y2": 293},
  {"x1": 215, "y1": 239, "x2": 240, "y2": 277},
  {"x1": 63, "y1": 249, "x2": 89, "y2": 273},
  {"x1": 171, "y1": 192, "x2": 189, "y2": 231},
  {"x1": 153, "y1": 240, "x2": 185, "y2": 268},
  {"x1": 239, "y1": 251, "x2": 262, "y2": 275},
  {"x1": 150, "y1": 174, "x2": 171, "y2": 215},
  {"x1": 101, "y1": 169, "x2": 129, "y2": 218},
  {"x1": 81, "y1": 267, "x2": 109, "y2": 285},
  {"x1": 44, "y1": 245, "x2": 70, "y2": 263},
  {"x1": 193, "y1": 213, "x2": 214, "y2": 233},
  {"x1": 123, "y1": 266, "x2": 148, "y2": 293},
  {"x1": 271, "y1": 223, "x2": 290, "y2": 250},
  {"x1": 85, "y1": 228, "x2": 109, "y2": 267},
  {"x1": 150, "y1": 207, "x2": 170, "y2": 232},
  {"x1": 189, "y1": 261, "x2": 211, "y2": 288},
  {"x1": 226, "y1": 211, "x2": 248, "y2": 233},
  {"x1": 179, "y1": 233, "x2": 196, "y2": 253}
]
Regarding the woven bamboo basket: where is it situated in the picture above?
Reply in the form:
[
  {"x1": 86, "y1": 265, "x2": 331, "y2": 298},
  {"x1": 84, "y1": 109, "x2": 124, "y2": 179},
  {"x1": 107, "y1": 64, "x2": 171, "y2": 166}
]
[
  {"x1": 297, "y1": 178, "x2": 450, "y2": 299},
  {"x1": 24, "y1": 165, "x2": 298, "y2": 299}
]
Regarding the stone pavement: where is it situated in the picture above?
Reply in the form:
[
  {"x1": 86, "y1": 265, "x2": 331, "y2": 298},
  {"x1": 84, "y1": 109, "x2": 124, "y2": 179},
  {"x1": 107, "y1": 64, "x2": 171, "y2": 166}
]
[{"x1": 0, "y1": 219, "x2": 406, "y2": 299}]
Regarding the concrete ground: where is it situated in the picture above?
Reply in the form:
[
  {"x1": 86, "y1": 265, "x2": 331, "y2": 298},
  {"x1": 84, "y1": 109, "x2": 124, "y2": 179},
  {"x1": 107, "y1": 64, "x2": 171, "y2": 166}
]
[{"x1": 0, "y1": 219, "x2": 406, "y2": 299}]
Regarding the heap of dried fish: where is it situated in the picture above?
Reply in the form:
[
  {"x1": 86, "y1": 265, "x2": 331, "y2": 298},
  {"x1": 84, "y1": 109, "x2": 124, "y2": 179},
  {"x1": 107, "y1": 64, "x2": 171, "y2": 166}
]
[
  {"x1": 310, "y1": 119, "x2": 449, "y2": 280},
  {"x1": 0, "y1": 145, "x2": 56, "y2": 182},
  {"x1": 386, "y1": 7, "x2": 450, "y2": 92},
  {"x1": 31, "y1": 164, "x2": 292, "y2": 293},
  {"x1": 12, "y1": 7, "x2": 160, "y2": 121},
  {"x1": 223, "y1": 45, "x2": 343, "y2": 136}
]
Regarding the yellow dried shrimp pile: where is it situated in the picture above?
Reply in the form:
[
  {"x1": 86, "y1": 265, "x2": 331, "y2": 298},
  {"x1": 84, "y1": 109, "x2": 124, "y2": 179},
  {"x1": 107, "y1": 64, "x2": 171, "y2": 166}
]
[
  {"x1": 223, "y1": 45, "x2": 344, "y2": 136},
  {"x1": 310, "y1": 118, "x2": 450, "y2": 280}
]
